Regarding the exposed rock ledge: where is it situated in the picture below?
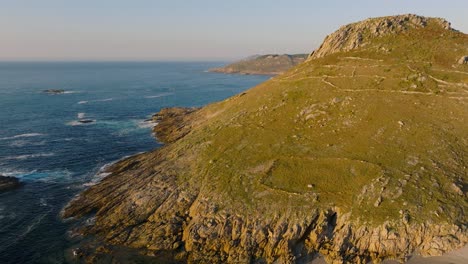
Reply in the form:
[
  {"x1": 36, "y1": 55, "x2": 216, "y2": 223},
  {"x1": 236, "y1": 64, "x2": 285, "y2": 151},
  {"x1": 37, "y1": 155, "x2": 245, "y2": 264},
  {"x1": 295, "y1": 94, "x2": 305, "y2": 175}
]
[
  {"x1": 63, "y1": 107, "x2": 467, "y2": 263},
  {"x1": 308, "y1": 14, "x2": 453, "y2": 60}
]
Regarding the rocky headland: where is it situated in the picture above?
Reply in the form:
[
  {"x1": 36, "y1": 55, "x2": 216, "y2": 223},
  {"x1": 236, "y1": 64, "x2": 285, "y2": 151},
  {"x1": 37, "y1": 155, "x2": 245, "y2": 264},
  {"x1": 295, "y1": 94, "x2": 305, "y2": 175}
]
[
  {"x1": 209, "y1": 54, "x2": 308, "y2": 75},
  {"x1": 63, "y1": 14, "x2": 468, "y2": 263}
]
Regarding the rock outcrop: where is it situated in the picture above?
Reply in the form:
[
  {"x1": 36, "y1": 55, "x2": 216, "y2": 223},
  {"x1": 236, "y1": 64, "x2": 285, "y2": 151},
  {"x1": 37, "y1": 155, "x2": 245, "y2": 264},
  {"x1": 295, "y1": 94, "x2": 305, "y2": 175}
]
[
  {"x1": 209, "y1": 54, "x2": 308, "y2": 75},
  {"x1": 43, "y1": 89, "x2": 66, "y2": 94},
  {"x1": 63, "y1": 15, "x2": 468, "y2": 264},
  {"x1": 459, "y1": 56, "x2": 468, "y2": 65},
  {"x1": 308, "y1": 14, "x2": 452, "y2": 60},
  {"x1": 0, "y1": 176, "x2": 22, "y2": 192}
]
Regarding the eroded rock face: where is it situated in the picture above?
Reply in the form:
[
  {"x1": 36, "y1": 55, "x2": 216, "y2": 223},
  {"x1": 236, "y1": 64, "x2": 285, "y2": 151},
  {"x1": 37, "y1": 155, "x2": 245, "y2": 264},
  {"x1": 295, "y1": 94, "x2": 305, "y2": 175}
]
[
  {"x1": 308, "y1": 14, "x2": 452, "y2": 60},
  {"x1": 151, "y1": 107, "x2": 198, "y2": 143}
]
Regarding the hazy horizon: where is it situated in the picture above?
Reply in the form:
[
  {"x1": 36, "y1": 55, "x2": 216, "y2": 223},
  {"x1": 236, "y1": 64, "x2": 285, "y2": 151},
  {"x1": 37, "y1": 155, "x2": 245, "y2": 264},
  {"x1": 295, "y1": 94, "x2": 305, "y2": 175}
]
[{"x1": 2, "y1": 0, "x2": 468, "y2": 61}]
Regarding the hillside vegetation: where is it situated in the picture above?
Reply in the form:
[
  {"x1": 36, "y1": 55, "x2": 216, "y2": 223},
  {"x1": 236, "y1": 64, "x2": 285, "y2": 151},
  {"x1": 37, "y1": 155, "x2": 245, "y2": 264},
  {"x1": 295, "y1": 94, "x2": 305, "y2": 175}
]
[{"x1": 64, "y1": 15, "x2": 468, "y2": 263}]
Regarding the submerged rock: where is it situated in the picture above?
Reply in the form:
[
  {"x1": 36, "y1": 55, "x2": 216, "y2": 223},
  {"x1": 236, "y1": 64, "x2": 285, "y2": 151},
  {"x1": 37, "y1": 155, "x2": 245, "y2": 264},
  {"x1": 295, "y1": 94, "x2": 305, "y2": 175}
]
[{"x1": 78, "y1": 119, "x2": 95, "y2": 124}]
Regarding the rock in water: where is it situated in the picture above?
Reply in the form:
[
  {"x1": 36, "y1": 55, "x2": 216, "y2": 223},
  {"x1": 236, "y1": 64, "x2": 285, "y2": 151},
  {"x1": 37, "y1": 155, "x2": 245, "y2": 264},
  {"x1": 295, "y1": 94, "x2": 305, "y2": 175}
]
[
  {"x1": 458, "y1": 56, "x2": 468, "y2": 64},
  {"x1": 0, "y1": 176, "x2": 22, "y2": 192},
  {"x1": 63, "y1": 14, "x2": 468, "y2": 264},
  {"x1": 43, "y1": 89, "x2": 66, "y2": 94},
  {"x1": 78, "y1": 119, "x2": 95, "y2": 124}
]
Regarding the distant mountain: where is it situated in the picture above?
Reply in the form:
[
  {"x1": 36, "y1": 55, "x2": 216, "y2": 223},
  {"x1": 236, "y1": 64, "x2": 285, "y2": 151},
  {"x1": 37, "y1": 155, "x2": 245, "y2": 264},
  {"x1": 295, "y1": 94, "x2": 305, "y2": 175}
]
[{"x1": 209, "y1": 54, "x2": 308, "y2": 75}]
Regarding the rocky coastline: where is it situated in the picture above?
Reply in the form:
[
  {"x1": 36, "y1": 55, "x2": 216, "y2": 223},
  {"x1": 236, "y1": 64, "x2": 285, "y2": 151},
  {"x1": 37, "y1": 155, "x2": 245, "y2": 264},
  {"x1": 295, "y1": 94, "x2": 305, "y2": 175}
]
[
  {"x1": 63, "y1": 107, "x2": 467, "y2": 263},
  {"x1": 63, "y1": 14, "x2": 468, "y2": 263}
]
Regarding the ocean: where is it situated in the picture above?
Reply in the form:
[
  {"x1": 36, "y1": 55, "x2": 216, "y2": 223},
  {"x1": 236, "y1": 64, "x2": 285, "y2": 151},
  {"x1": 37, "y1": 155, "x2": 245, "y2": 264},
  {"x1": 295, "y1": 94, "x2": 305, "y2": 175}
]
[{"x1": 0, "y1": 62, "x2": 269, "y2": 263}]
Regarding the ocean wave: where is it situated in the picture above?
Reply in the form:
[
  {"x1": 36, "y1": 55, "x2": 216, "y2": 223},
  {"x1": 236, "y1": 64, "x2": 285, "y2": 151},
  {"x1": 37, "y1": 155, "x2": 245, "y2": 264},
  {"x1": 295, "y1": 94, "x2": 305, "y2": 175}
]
[
  {"x1": 144, "y1": 92, "x2": 174, "y2": 99},
  {"x1": 96, "y1": 98, "x2": 113, "y2": 102},
  {"x1": 82, "y1": 153, "x2": 145, "y2": 187},
  {"x1": 0, "y1": 133, "x2": 45, "y2": 140},
  {"x1": 0, "y1": 169, "x2": 74, "y2": 183},
  {"x1": 77, "y1": 112, "x2": 86, "y2": 119},
  {"x1": 9, "y1": 140, "x2": 46, "y2": 147},
  {"x1": 137, "y1": 119, "x2": 158, "y2": 129},
  {"x1": 77, "y1": 98, "x2": 113, "y2": 105},
  {"x1": 1, "y1": 209, "x2": 51, "y2": 250},
  {"x1": 1, "y1": 153, "x2": 55, "y2": 160}
]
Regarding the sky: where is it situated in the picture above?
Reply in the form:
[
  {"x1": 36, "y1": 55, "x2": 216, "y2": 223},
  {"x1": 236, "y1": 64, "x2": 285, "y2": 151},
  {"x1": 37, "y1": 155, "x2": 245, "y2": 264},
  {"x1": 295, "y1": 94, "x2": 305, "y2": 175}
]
[{"x1": 1, "y1": 0, "x2": 467, "y2": 61}]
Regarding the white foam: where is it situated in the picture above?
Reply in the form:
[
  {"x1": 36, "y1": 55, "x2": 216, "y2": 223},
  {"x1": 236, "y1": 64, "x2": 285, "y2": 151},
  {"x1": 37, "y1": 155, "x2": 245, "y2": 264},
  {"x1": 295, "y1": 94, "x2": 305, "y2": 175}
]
[
  {"x1": 82, "y1": 152, "x2": 146, "y2": 187},
  {"x1": 77, "y1": 113, "x2": 85, "y2": 119},
  {"x1": 96, "y1": 98, "x2": 113, "y2": 102},
  {"x1": 66, "y1": 120, "x2": 96, "y2": 126},
  {"x1": 137, "y1": 119, "x2": 158, "y2": 129},
  {"x1": 144, "y1": 92, "x2": 174, "y2": 99},
  {"x1": 2, "y1": 153, "x2": 55, "y2": 160},
  {"x1": 0, "y1": 133, "x2": 44, "y2": 140},
  {"x1": 77, "y1": 98, "x2": 113, "y2": 105},
  {"x1": 9, "y1": 140, "x2": 46, "y2": 147}
]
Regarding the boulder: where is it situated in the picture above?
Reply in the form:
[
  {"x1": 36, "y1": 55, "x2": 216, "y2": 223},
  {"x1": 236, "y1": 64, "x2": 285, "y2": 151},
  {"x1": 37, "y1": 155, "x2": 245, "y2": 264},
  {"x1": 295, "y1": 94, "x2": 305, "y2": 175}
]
[
  {"x1": 458, "y1": 56, "x2": 468, "y2": 64},
  {"x1": 0, "y1": 176, "x2": 22, "y2": 192},
  {"x1": 43, "y1": 89, "x2": 66, "y2": 94}
]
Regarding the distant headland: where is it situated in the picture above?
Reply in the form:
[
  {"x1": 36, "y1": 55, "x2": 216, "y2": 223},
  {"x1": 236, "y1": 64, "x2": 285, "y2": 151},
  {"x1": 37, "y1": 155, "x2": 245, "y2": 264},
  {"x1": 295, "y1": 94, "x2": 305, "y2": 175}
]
[{"x1": 208, "y1": 54, "x2": 308, "y2": 75}]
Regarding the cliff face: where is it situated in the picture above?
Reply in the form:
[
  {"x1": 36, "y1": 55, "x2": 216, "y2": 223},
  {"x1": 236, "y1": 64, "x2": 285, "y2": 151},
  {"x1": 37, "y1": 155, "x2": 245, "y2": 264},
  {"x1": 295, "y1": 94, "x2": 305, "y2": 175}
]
[
  {"x1": 63, "y1": 15, "x2": 468, "y2": 263},
  {"x1": 209, "y1": 54, "x2": 308, "y2": 75}
]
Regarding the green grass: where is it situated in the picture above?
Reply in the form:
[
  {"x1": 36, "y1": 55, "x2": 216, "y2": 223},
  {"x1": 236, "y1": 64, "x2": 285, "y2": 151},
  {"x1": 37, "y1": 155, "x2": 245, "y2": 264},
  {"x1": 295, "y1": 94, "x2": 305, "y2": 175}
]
[{"x1": 169, "y1": 20, "x2": 468, "y2": 225}]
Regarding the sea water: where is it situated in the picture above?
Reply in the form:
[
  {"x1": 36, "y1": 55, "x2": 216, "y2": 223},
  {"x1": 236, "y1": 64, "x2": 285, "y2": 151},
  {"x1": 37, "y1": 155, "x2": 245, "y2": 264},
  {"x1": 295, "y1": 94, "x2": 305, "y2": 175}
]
[{"x1": 0, "y1": 62, "x2": 269, "y2": 263}]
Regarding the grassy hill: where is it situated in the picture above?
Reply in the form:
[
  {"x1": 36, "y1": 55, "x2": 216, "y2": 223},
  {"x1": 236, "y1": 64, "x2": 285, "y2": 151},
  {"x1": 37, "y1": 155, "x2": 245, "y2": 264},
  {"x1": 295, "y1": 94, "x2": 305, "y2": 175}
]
[
  {"x1": 64, "y1": 15, "x2": 467, "y2": 263},
  {"x1": 209, "y1": 54, "x2": 308, "y2": 75}
]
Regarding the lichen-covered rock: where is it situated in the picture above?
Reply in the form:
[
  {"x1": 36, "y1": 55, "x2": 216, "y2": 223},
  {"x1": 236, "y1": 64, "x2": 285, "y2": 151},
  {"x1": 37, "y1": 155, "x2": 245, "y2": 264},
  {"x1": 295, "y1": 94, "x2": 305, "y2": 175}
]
[{"x1": 458, "y1": 56, "x2": 468, "y2": 64}]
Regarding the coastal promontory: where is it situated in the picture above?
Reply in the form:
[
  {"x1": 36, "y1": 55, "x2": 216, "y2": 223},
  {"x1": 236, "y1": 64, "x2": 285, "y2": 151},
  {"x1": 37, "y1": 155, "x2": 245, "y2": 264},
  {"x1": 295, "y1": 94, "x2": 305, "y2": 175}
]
[{"x1": 63, "y1": 14, "x2": 468, "y2": 263}]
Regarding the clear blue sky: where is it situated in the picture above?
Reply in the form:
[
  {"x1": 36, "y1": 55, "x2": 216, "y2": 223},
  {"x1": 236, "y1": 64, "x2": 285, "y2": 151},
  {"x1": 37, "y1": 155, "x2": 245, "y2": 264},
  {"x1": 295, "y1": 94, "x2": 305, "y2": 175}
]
[{"x1": 1, "y1": 0, "x2": 467, "y2": 61}]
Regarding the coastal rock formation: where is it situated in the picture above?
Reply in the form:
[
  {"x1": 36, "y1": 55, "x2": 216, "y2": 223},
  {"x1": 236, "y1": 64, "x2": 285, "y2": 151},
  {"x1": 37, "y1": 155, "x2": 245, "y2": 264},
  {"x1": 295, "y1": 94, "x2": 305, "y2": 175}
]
[
  {"x1": 0, "y1": 176, "x2": 22, "y2": 192},
  {"x1": 308, "y1": 14, "x2": 452, "y2": 60},
  {"x1": 64, "y1": 15, "x2": 468, "y2": 263},
  {"x1": 151, "y1": 107, "x2": 198, "y2": 143},
  {"x1": 209, "y1": 54, "x2": 308, "y2": 75},
  {"x1": 43, "y1": 89, "x2": 66, "y2": 94}
]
